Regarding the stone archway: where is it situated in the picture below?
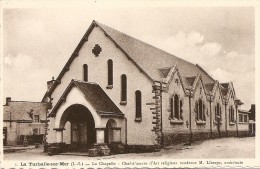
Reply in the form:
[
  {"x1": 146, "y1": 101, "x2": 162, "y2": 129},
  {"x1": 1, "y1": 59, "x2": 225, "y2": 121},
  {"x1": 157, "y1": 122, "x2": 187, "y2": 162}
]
[
  {"x1": 59, "y1": 104, "x2": 96, "y2": 152},
  {"x1": 105, "y1": 119, "x2": 117, "y2": 144}
]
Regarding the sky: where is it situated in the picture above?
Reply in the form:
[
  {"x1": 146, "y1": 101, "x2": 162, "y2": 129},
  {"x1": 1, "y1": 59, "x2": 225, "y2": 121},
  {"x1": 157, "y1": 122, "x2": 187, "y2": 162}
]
[{"x1": 2, "y1": 2, "x2": 256, "y2": 110}]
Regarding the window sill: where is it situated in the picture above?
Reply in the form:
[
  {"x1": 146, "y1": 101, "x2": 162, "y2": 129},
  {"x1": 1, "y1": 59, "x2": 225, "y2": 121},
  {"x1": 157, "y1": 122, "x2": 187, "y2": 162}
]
[
  {"x1": 229, "y1": 122, "x2": 236, "y2": 125},
  {"x1": 170, "y1": 119, "x2": 184, "y2": 124},
  {"x1": 239, "y1": 122, "x2": 248, "y2": 124},
  {"x1": 196, "y1": 120, "x2": 206, "y2": 125},
  {"x1": 106, "y1": 85, "x2": 113, "y2": 89},
  {"x1": 120, "y1": 101, "x2": 127, "y2": 105},
  {"x1": 135, "y1": 118, "x2": 142, "y2": 122},
  {"x1": 213, "y1": 120, "x2": 222, "y2": 125}
]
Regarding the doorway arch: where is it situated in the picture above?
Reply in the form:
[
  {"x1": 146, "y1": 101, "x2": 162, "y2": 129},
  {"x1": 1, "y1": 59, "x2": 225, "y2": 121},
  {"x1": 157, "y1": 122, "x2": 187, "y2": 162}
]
[{"x1": 59, "y1": 104, "x2": 96, "y2": 151}]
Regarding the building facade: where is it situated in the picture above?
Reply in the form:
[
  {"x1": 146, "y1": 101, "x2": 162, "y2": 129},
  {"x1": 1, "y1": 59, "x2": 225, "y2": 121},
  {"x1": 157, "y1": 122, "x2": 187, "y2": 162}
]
[
  {"x1": 248, "y1": 104, "x2": 256, "y2": 136},
  {"x1": 42, "y1": 20, "x2": 249, "y2": 154},
  {"x1": 3, "y1": 97, "x2": 48, "y2": 146}
]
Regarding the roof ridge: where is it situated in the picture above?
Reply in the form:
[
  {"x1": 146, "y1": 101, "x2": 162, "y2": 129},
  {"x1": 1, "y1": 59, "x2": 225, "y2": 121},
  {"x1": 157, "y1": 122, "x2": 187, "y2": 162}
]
[
  {"x1": 196, "y1": 64, "x2": 215, "y2": 81},
  {"x1": 95, "y1": 21, "x2": 198, "y2": 68},
  {"x1": 186, "y1": 76, "x2": 197, "y2": 78}
]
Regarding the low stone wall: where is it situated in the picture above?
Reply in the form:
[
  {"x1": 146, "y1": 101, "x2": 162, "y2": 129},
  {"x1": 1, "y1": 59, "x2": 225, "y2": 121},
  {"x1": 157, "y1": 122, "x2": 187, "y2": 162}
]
[
  {"x1": 238, "y1": 130, "x2": 250, "y2": 137},
  {"x1": 227, "y1": 130, "x2": 237, "y2": 137},
  {"x1": 163, "y1": 130, "x2": 250, "y2": 147},
  {"x1": 163, "y1": 132, "x2": 190, "y2": 146},
  {"x1": 126, "y1": 145, "x2": 160, "y2": 153},
  {"x1": 45, "y1": 130, "x2": 251, "y2": 155},
  {"x1": 192, "y1": 132, "x2": 211, "y2": 141}
]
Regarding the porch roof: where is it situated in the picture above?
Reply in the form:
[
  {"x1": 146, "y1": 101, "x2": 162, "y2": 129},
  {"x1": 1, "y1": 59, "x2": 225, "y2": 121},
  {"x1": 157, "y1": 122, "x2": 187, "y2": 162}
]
[{"x1": 48, "y1": 80, "x2": 124, "y2": 118}]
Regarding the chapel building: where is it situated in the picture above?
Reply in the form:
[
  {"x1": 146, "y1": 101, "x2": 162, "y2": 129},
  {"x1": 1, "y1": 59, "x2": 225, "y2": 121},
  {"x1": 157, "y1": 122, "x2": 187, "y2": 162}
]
[{"x1": 42, "y1": 20, "x2": 248, "y2": 154}]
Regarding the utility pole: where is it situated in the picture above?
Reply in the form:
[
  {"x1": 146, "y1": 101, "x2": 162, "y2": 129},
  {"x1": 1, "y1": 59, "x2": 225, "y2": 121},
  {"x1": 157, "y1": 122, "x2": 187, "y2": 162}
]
[
  {"x1": 209, "y1": 95, "x2": 213, "y2": 138},
  {"x1": 186, "y1": 87, "x2": 193, "y2": 144}
]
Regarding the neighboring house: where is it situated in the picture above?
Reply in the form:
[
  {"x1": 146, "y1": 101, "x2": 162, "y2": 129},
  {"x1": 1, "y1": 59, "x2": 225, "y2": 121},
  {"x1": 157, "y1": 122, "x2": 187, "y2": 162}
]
[
  {"x1": 42, "y1": 20, "x2": 249, "y2": 154},
  {"x1": 3, "y1": 97, "x2": 48, "y2": 146},
  {"x1": 248, "y1": 104, "x2": 256, "y2": 136},
  {"x1": 237, "y1": 109, "x2": 250, "y2": 136}
]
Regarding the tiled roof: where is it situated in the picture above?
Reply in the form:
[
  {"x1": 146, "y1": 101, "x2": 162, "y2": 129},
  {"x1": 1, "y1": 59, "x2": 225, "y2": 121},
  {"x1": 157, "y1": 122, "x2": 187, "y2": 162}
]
[
  {"x1": 49, "y1": 80, "x2": 123, "y2": 117},
  {"x1": 4, "y1": 106, "x2": 32, "y2": 121},
  {"x1": 96, "y1": 21, "x2": 215, "y2": 83},
  {"x1": 43, "y1": 20, "x2": 216, "y2": 99},
  {"x1": 73, "y1": 81, "x2": 123, "y2": 116},
  {"x1": 3, "y1": 102, "x2": 46, "y2": 121}
]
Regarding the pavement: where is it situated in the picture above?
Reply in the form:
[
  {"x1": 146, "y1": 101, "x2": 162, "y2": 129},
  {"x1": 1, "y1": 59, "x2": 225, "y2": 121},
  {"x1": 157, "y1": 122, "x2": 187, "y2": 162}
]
[
  {"x1": 3, "y1": 137, "x2": 255, "y2": 160},
  {"x1": 4, "y1": 145, "x2": 37, "y2": 153}
]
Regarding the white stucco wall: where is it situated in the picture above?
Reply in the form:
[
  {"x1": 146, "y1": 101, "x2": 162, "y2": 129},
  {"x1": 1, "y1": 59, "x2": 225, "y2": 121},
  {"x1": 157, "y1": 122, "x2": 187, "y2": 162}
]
[
  {"x1": 191, "y1": 79, "x2": 210, "y2": 133},
  {"x1": 162, "y1": 72, "x2": 189, "y2": 133},
  {"x1": 226, "y1": 88, "x2": 237, "y2": 131},
  {"x1": 211, "y1": 87, "x2": 226, "y2": 132},
  {"x1": 54, "y1": 87, "x2": 102, "y2": 129},
  {"x1": 48, "y1": 26, "x2": 155, "y2": 145},
  {"x1": 46, "y1": 117, "x2": 56, "y2": 143}
]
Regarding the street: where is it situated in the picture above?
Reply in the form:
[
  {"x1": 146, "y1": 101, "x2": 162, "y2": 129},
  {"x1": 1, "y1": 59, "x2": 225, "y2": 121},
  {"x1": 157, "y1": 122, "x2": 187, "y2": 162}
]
[{"x1": 4, "y1": 137, "x2": 255, "y2": 160}]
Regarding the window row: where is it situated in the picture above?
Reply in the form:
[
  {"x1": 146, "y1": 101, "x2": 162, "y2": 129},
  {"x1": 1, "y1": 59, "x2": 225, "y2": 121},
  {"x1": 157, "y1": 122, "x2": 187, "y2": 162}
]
[
  {"x1": 239, "y1": 114, "x2": 248, "y2": 123},
  {"x1": 83, "y1": 62, "x2": 142, "y2": 122},
  {"x1": 229, "y1": 106, "x2": 235, "y2": 123},
  {"x1": 83, "y1": 59, "x2": 114, "y2": 85},
  {"x1": 169, "y1": 94, "x2": 183, "y2": 120},
  {"x1": 215, "y1": 103, "x2": 222, "y2": 121},
  {"x1": 195, "y1": 99, "x2": 206, "y2": 121}
]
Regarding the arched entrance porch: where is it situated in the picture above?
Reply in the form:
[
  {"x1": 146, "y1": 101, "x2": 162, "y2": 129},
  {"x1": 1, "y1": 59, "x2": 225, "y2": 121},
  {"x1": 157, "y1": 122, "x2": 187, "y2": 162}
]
[{"x1": 58, "y1": 104, "x2": 96, "y2": 152}]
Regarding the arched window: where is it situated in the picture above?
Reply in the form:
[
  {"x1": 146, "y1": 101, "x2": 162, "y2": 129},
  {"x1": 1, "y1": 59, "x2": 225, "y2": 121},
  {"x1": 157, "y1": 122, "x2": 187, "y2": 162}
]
[
  {"x1": 170, "y1": 97, "x2": 174, "y2": 119},
  {"x1": 83, "y1": 64, "x2": 88, "y2": 82},
  {"x1": 195, "y1": 102, "x2": 199, "y2": 120},
  {"x1": 107, "y1": 59, "x2": 113, "y2": 87},
  {"x1": 196, "y1": 99, "x2": 206, "y2": 121},
  {"x1": 229, "y1": 106, "x2": 232, "y2": 122},
  {"x1": 215, "y1": 103, "x2": 222, "y2": 121},
  {"x1": 232, "y1": 106, "x2": 235, "y2": 122},
  {"x1": 180, "y1": 100, "x2": 183, "y2": 120},
  {"x1": 174, "y1": 94, "x2": 179, "y2": 119},
  {"x1": 202, "y1": 104, "x2": 206, "y2": 121},
  {"x1": 120, "y1": 74, "x2": 127, "y2": 104},
  {"x1": 199, "y1": 99, "x2": 203, "y2": 120},
  {"x1": 170, "y1": 94, "x2": 183, "y2": 120},
  {"x1": 135, "y1": 90, "x2": 142, "y2": 121},
  {"x1": 229, "y1": 106, "x2": 235, "y2": 123}
]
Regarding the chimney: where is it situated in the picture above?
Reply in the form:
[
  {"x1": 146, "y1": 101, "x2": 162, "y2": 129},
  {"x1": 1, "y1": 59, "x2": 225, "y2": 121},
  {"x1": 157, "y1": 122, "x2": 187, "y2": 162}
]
[
  {"x1": 47, "y1": 77, "x2": 55, "y2": 90},
  {"x1": 6, "y1": 97, "x2": 11, "y2": 106}
]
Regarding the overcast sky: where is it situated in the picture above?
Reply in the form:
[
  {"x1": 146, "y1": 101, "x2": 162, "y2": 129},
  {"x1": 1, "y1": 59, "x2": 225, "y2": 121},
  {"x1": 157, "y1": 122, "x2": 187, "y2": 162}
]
[{"x1": 2, "y1": 2, "x2": 256, "y2": 109}]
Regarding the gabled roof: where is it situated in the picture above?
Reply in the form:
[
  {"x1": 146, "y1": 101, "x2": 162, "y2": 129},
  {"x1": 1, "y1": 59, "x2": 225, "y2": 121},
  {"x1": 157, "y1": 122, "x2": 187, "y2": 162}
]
[
  {"x1": 48, "y1": 80, "x2": 124, "y2": 118},
  {"x1": 3, "y1": 101, "x2": 46, "y2": 121},
  {"x1": 4, "y1": 107, "x2": 33, "y2": 121},
  {"x1": 43, "y1": 20, "x2": 215, "y2": 99},
  {"x1": 162, "y1": 65, "x2": 187, "y2": 95},
  {"x1": 97, "y1": 21, "x2": 215, "y2": 83},
  {"x1": 190, "y1": 74, "x2": 208, "y2": 97}
]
